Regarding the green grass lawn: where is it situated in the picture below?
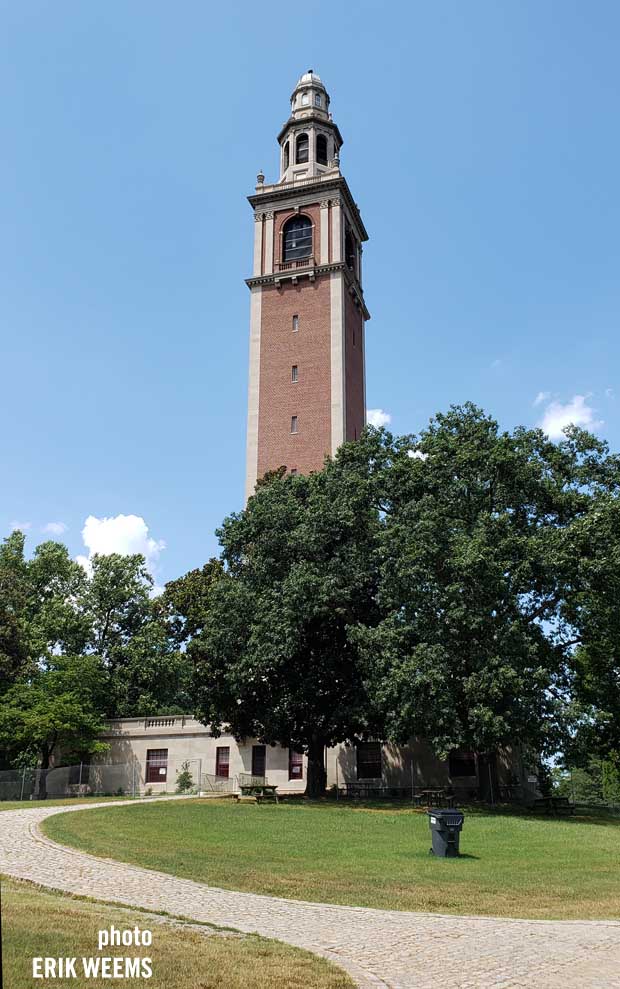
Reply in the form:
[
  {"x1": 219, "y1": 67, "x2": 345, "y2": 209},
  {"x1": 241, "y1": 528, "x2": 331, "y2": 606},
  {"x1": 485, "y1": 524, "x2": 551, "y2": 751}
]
[
  {"x1": 2, "y1": 877, "x2": 353, "y2": 989},
  {"x1": 43, "y1": 798, "x2": 620, "y2": 920}
]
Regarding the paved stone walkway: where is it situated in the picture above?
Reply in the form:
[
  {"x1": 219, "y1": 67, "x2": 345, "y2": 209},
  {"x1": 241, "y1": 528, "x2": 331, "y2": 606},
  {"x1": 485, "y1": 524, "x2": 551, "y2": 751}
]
[{"x1": 1, "y1": 798, "x2": 619, "y2": 988}]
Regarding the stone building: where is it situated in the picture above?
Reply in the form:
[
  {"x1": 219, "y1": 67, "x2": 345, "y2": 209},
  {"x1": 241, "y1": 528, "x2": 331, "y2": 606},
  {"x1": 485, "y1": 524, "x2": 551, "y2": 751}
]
[{"x1": 87, "y1": 716, "x2": 527, "y2": 801}]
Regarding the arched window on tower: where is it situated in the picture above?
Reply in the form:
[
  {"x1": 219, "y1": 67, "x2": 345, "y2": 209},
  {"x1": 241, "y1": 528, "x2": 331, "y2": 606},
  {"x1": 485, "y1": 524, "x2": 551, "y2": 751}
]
[
  {"x1": 296, "y1": 133, "x2": 309, "y2": 164},
  {"x1": 283, "y1": 141, "x2": 290, "y2": 171},
  {"x1": 316, "y1": 134, "x2": 328, "y2": 166},
  {"x1": 282, "y1": 215, "x2": 312, "y2": 262}
]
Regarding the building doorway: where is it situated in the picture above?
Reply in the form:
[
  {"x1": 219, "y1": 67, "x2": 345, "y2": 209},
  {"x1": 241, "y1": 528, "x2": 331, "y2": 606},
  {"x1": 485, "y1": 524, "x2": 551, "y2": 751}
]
[{"x1": 252, "y1": 745, "x2": 266, "y2": 778}]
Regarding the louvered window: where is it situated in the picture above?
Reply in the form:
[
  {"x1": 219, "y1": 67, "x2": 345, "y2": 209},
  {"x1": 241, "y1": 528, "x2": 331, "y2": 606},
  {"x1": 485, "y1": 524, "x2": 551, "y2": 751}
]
[{"x1": 283, "y1": 216, "x2": 312, "y2": 261}]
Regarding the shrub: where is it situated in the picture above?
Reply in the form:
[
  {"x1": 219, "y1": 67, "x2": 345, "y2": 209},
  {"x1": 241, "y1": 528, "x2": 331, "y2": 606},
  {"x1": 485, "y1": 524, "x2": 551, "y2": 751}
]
[{"x1": 175, "y1": 762, "x2": 194, "y2": 794}]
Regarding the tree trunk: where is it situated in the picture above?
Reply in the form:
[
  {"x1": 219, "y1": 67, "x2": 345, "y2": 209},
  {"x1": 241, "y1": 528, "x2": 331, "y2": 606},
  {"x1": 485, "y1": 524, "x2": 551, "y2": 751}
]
[
  {"x1": 36, "y1": 746, "x2": 51, "y2": 800},
  {"x1": 477, "y1": 751, "x2": 499, "y2": 804},
  {"x1": 305, "y1": 735, "x2": 327, "y2": 799}
]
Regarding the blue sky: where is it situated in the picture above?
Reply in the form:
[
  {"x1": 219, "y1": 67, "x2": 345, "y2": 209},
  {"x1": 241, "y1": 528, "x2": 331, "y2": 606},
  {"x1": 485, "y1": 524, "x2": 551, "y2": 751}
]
[{"x1": 1, "y1": 1, "x2": 618, "y2": 586}]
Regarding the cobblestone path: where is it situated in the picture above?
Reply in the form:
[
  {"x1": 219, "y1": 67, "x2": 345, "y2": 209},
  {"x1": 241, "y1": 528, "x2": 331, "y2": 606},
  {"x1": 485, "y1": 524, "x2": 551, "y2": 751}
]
[{"x1": 1, "y1": 799, "x2": 619, "y2": 988}]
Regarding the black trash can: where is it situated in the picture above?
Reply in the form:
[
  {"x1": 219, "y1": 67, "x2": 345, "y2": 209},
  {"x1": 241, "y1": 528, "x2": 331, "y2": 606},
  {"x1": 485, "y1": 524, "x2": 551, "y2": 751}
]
[{"x1": 428, "y1": 808, "x2": 464, "y2": 857}]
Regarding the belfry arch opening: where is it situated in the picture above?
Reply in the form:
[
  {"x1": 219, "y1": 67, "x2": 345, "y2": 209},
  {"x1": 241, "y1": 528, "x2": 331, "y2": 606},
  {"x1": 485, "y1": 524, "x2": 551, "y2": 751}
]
[
  {"x1": 295, "y1": 133, "x2": 309, "y2": 164},
  {"x1": 345, "y1": 227, "x2": 357, "y2": 274}
]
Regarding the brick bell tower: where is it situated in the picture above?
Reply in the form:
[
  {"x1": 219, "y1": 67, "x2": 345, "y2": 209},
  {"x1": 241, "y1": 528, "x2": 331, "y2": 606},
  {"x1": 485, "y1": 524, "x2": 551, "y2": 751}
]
[{"x1": 244, "y1": 70, "x2": 370, "y2": 500}]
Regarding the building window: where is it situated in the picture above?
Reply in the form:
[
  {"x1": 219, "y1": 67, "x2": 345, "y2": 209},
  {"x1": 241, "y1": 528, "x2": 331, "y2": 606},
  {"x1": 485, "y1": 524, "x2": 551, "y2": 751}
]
[
  {"x1": 216, "y1": 746, "x2": 230, "y2": 778},
  {"x1": 449, "y1": 752, "x2": 477, "y2": 778},
  {"x1": 295, "y1": 132, "x2": 309, "y2": 164},
  {"x1": 252, "y1": 744, "x2": 266, "y2": 778},
  {"x1": 301, "y1": 91, "x2": 309, "y2": 106},
  {"x1": 292, "y1": 314, "x2": 299, "y2": 332},
  {"x1": 291, "y1": 365, "x2": 298, "y2": 383},
  {"x1": 283, "y1": 141, "x2": 289, "y2": 171},
  {"x1": 291, "y1": 416, "x2": 298, "y2": 433},
  {"x1": 316, "y1": 134, "x2": 328, "y2": 165},
  {"x1": 290, "y1": 468, "x2": 298, "y2": 475},
  {"x1": 289, "y1": 749, "x2": 303, "y2": 780},
  {"x1": 146, "y1": 749, "x2": 168, "y2": 783},
  {"x1": 282, "y1": 215, "x2": 312, "y2": 262},
  {"x1": 356, "y1": 742, "x2": 382, "y2": 780},
  {"x1": 314, "y1": 93, "x2": 322, "y2": 107}
]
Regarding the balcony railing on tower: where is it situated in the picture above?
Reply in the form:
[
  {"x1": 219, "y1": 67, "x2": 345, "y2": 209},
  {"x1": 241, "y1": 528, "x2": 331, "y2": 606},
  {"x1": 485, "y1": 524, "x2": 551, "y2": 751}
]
[{"x1": 276, "y1": 255, "x2": 316, "y2": 273}]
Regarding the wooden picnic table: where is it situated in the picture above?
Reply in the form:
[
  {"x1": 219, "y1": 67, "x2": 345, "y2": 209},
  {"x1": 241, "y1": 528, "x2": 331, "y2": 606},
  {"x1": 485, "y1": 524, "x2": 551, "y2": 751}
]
[
  {"x1": 344, "y1": 781, "x2": 387, "y2": 798},
  {"x1": 532, "y1": 796, "x2": 574, "y2": 816},
  {"x1": 415, "y1": 789, "x2": 456, "y2": 808},
  {"x1": 238, "y1": 782, "x2": 279, "y2": 803}
]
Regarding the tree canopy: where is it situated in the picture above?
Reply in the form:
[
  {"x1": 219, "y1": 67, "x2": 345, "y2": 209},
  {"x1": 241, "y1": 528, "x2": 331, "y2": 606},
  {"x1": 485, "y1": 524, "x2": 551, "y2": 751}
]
[
  {"x1": 3, "y1": 403, "x2": 618, "y2": 796},
  {"x1": 190, "y1": 404, "x2": 620, "y2": 793},
  {"x1": 0, "y1": 535, "x2": 192, "y2": 776},
  {"x1": 190, "y1": 444, "x2": 385, "y2": 796}
]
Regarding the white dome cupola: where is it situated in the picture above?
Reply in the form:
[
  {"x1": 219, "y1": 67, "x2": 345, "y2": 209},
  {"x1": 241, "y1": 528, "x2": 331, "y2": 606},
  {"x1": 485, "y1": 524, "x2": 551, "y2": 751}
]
[
  {"x1": 277, "y1": 70, "x2": 343, "y2": 184},
  {"x1": 290, "y1": 69, "x2": 330, "y2": 119}
]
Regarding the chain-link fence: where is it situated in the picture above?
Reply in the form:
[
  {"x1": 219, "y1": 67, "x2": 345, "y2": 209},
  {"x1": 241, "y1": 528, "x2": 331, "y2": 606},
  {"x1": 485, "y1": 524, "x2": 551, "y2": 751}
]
[
  {"x1": 201, "y1": 772, "x2": 237, "y2": 794},
  {"x1": 0, "y1": 757, "x2": 215, "y2": 802}
]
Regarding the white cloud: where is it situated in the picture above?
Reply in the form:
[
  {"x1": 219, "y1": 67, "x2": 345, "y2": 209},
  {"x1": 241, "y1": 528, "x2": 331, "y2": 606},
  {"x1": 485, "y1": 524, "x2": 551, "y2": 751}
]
[
  {"x1": 408, "y1": 449, "x2": 428, "y2": 461},
  {"x1": 42, "y1": 521, "x2": 68, "y2": 536},
  {"x1": 77, "y1": 514, "x2": 166, "y2": 576},
  {"x1": 11, "y1": 520, "x2": 31, "y2": 532},
  {"x1": 538, "y1": 394, "x2": 603, "y2": 440},
  {"x1": 367, "y1": 408, "x2": 392, "y2": 428},
  {"x1": 533, "y1": 391, "x2": 550, "y2": 407}
]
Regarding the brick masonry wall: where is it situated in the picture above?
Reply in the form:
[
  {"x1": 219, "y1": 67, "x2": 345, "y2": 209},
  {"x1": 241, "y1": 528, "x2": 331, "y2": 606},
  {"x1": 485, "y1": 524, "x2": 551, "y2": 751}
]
[{"x1": 257, "y1": 276, "x2": 332, "y2": 478}]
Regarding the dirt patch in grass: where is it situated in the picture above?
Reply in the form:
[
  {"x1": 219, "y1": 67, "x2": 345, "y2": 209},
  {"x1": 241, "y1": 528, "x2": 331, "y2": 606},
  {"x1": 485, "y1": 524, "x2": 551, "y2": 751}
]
[
  {"x1": 0, "y1": 796, "x2": 137, "y2": 812},
  {"x1": 2, "y1": 877, "x2": 354, "y2": 989}
]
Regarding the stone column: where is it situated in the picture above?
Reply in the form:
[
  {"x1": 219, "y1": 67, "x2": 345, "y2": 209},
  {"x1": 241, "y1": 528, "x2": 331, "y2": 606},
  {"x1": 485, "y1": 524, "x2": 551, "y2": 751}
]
[
  {"x1": 245, "y1": 286, "x2": 262, "y2": 501},
  {"x1": 320, "y1": 200, "x2": 330, "y2": 264},
  {"x1": 264, "y1": 212, "x2": 274, "y2": 275},
  {"x1": 330, "y1": 271, "x2": 346, "y2": 454},
  {"x1": 331, "y1": 198, "x2": 342, "y2": 263},
  {"x1": 253, "y1": 214, "x2": 263, "y2": 277}
]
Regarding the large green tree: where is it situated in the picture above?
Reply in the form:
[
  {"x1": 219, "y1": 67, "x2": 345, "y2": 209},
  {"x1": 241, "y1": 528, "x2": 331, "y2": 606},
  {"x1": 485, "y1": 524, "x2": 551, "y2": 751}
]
[
  {"x1": 0, "y1": 654, "x2": 108, "y2": 798},
  {"x1": 157, "y1": 559, "x2": 224, "y2": 648},
  {"x1": 561, "y1": 494, "x2": 620, "y2": 767},
  {"x1": 190, "y1": 445, "x2": 385, "y2": 796},
  {"x1": 357, "y1": 405, "x2": 620, "y2": 769},
  {"x1": 78, "y1": 553, "x2": 194, "y2": 718},
  {"x1": 0, "y1": 537, "x2": 194, "y2": 772},
  {"x1": 0, "y1": 531, "x2": 32, "y2": 693},
  {"x1": 0, "y1": 533, "x2": 88, "y2": 694}
]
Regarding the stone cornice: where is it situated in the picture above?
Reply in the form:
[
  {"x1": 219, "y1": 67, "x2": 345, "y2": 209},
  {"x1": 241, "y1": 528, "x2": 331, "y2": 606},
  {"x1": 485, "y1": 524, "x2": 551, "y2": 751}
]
[
  {"x1": 249, "y1": 175, "x2": 368, "y2": 243},
  {"x1": 246, "y1": 262, "x2": 371, "y2": 321}
]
